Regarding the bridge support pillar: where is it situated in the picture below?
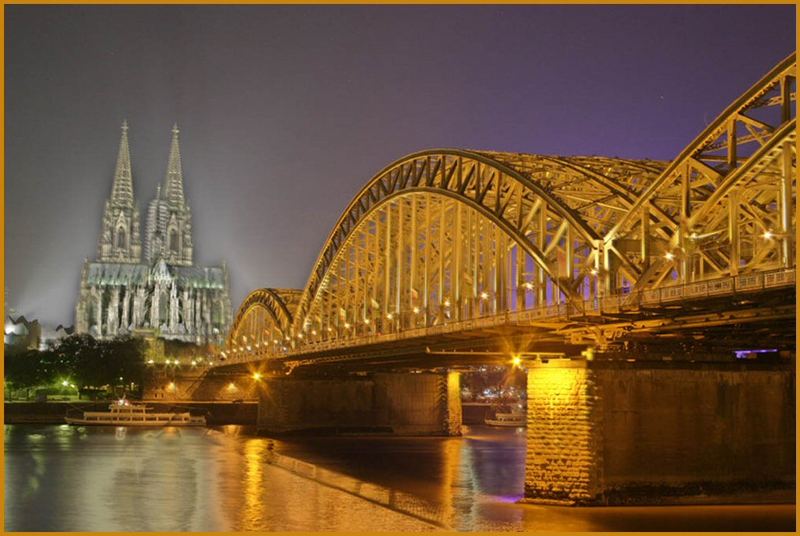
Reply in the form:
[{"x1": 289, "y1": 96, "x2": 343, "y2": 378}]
[
  {"x1": 257, "y1": 370, "x2": 461, "y2": 436},
  {"x1": 524, "y1": 359, "x2": 795, "y2": 505}
]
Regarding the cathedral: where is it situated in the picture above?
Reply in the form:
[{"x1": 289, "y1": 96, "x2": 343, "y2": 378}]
[{"x1": 75, "y1": 122, "x2": 232, "y2": 344}]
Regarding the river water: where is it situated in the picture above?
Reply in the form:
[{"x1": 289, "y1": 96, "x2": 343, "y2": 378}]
[{"x1": 4, "y1": 424, "x2": 794, "y2": 531}]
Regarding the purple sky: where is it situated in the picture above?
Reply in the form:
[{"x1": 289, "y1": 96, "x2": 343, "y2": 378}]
[{"x1": 6, "y1": 5, "x2": 795, "y2": 326}]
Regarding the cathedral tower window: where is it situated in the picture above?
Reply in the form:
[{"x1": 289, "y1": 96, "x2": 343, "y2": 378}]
[
  {"x1": 116, "y1": 226, "x2": 127, "y2": 250},
  {"x1": 169, "y1": 228, "x2": 180, "y2": 254}
]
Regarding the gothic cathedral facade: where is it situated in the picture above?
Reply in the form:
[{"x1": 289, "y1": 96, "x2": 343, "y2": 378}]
[{"x1": 75, "y1": 122, "x2": 232, "y2": 344}]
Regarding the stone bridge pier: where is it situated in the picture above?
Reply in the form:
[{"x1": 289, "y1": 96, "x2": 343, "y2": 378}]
[
  {"x1": 256, "y1": 371, "x2": 462, "y2": 436},
  {"x1": 524, "y1": 358, "x2": 795, "y2": 505}
]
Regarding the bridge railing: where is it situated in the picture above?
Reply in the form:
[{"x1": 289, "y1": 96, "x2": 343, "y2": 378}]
[{"x1": 219, "y1": 267, "x2": 794, "y2": 365}]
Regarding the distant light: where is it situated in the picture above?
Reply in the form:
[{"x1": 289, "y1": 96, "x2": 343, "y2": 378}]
[
  {"x1": 762, "y1": 230, "x2": 774, "y2": 240},
  {"x1": 412, "y1": 306, "x2": 420, "y2": 314},
  {"x1": 511, "y1": 355, "x2": 522, "y2": 367},
  {"x1": 191, "y1": 360, "x2": 197, "y2": 366},
  {"x1": 311, "y1": 330, "x2": 318, "y2": 336},
  {"x1": 227, "y1": 382, "x2": 237, "y2": 391},
  {"x1": 589, "y1": 268, "x2": 598, "y2": 276},
  {"x1": 273, "y1": 339, "x2": 279, "y2": 344},
  {"x1": 61, "y1": 380, "x2": 69, "y2": 387},
  {"x1": 344, "y1": 322, "x2": 352, "y2": 329},
  {"x1": 664, "y1": 252, "x2": 675, "y2": 261},
  {"x1": 364, "y1": 318, "x2": 371, "y2": 325},
  {"x1": 443, "y1": 299, "x2": 451, "y2": 307},
  {"x1": 252, "y1": 372, "x2": 262, "y2": 381},
  {"x1": 523, "y1": 282, "x2": 534, "y2": 290},
  {"x1": 147, "y1": 359, "x2": 154, "y2": 365},
  {"x1": 480, "y1": 291, "x2": 490, "y2": 300},
  {"x1": 386, "y1": 313, "x2": 394, "y2": 320}
]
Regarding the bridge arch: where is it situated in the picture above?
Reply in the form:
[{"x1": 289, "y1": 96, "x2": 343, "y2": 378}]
[
  {"x1": 226, "y1": 288, "x2": 299, "y2": 359},
  {"x1": 604, "y1": 53, "x2": 796, "y2": 289},
  {"x1": 222, "y1": 53, "x2": 795, "y2": 363},
  {"x1": 289, "y1": 150, "x2": 667, "y2": 344}
]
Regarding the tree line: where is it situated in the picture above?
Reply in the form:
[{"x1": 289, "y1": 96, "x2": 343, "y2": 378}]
[{"x1": 5, "y1": 334, "x2": 146, "y2": 393}]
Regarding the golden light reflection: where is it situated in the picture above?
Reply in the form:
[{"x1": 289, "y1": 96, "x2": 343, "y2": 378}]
[{"x1": 242, "y1": 439, "x2": 267, "y2": 530}]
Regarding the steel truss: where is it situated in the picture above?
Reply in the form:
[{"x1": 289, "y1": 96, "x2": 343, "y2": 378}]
[{"x1": 225, "y1": 54, "x2": 796, "y2": 362}]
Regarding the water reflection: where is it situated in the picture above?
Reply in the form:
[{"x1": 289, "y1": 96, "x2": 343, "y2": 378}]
[
  {"x1": 242, "y1": 439, "x2": 267, "y2": 530},
  {"x1": 4, "y1": 424, "x2": 794, "y2": 531}
]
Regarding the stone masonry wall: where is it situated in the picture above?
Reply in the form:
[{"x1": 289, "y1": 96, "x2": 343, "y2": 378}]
[
  {"x1": 524, "y1": 359, "x2": 795, "y2": 505},
  {"x1": 525, "y1": 361, "x2": 604, "y2": 504},
  {"x1": 597, "y1": 365, "x2": 795, "y2": 494},
  {"x1": 257, "y1": 372, "x2": 461, "y2": 436}
]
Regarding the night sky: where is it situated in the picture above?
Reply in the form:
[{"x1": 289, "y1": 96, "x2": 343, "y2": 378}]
[{"x1": 6, "y1": 5, "x2": 795, "y2": 326}]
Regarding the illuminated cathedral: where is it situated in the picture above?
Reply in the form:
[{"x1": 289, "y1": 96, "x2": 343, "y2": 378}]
[{"x1": 75, "y1": 122, "x2": 231, "y2": 344}]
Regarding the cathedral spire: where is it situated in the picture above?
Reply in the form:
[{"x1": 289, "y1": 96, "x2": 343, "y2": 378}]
[
  {"x1": 163, "y1": 123, "x2": 185, "y2": 207},
  {"x1": 110, "y1": 120, "x2": 134, "y2": 207}
]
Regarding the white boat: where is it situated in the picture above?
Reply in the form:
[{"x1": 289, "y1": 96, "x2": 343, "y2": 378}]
[
  {"x1": 65, "y1": 399, "x2": 206, "y2": 427},
  {"x1": 485, "y1": 405, "x2": 526, "y2": 427}
]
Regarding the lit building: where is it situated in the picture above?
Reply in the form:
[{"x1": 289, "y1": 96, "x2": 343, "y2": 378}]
[{"x1": 75, "y1": 122, "x2": 232, "y2": 344}]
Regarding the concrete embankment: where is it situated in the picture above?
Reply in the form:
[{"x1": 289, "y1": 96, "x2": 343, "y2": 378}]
[{"x1": 4, "y1": 401, "x2": 258, "y2": 425}]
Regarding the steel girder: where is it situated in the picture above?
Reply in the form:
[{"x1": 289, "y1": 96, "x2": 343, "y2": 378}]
[
  {"x1": 287, "y1": 150, "x2": 667, "y2": 348},
  {"x1": 225, "y1": 54, "x2": 796, "y2": 360},
  {"x1": 605, "y1": 53, "x2": 796, "y2": 290},
  {"x1": 226, "y1": 288, "x2": 299, "y2": 358}
]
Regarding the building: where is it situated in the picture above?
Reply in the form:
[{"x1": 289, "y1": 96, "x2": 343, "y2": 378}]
[
  {"x1": 75, "y1": 122, "x2": 232, "y2": 344},
  {"x1": 4, "y1": 315, "x2": 41, "y2": 349}
]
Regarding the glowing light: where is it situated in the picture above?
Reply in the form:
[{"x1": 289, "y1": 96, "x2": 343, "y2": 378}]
[
  {"x1": 167, "y1": 382, "x2": 176, "y2": 391},
  {"x1": 386, "y1": 313, "x2": 394, "y2": 320},
  {"x1": 61, "y1": 380, "x2": 69, "y2": 387},
  {"x1": 480, "y1": 291, "x2": 490, "y2": 300},
  {"x1": 664, "y1": 252, "x2": 675, "y2": 261},
  {"x1": 311, "y1": 330, "x2": 318, "y2": 336},
  {"x1": 511, "y1": 355, "x2": 522, "y2": 367},
  {"x1": 297, "y1": 334, "x2": 303, "y2": 339},
  {"x1": 443, "y1": 299, "x2": 451, "y2": 307},
  {"x1": 227, "y1": 382, "x2": 237, "y2": 391},
  {"x1": 191, "y1": 360, "x2": 197, "y2": 366},
  {"x1": 363, "y1": 318, "x2": 370, "y2": 325},
  {"x1": 147, "y1": 359, "x2": 155, "y2": 365},
  {"x1": 523, "y1": 282, "x2": 534, "y2": 290},
  {"x1": 273, "y1": 339, "x2": 279, "y2": 344},
  {"x1": 412, "y1": 306, "x2": 420, "y2": 314},
  {"x1": 344, "y1": 322, "x2": 352, "y2": 329},
  {"x1": 589, "y1": 268, "x2": 598, "y2": 276},
  {"x1": 252, "y1": 372, "x2": 262, "y2": 381},
  {"x1": 762, "y1": 230, "x2": 774, "y2": 240}
]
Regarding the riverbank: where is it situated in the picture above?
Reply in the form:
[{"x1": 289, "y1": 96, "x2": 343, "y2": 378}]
[{"x1": 4, "y1": 401, "x2": 257, "y2": 425}]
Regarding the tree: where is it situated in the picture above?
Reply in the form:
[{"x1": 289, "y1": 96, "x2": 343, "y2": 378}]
[{"x1": 5, "y1": 334, "x2": 147, "y2": 393}]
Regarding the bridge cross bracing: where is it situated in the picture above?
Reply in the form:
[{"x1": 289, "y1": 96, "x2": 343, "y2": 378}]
[{"x1": 221, "y1": 54, "x2": 796, "y2": 371}]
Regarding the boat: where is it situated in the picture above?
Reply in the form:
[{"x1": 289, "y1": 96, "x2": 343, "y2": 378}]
[
  {"x1": 485, "y1": 404, "x2": 527, "y2": 427},
  {"x1": 65, "y1": 398, "x2": 206, "y2": 426}
]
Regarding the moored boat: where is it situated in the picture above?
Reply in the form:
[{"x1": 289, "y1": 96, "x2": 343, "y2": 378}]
[
  {"x1": 485, "y1": 405, "x2": 526, "y2": 427},
  {"x1": 65, "y1": 398, "x2": 206, "y2": 426}
]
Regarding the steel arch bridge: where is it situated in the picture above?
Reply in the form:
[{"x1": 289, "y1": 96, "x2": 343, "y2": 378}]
[{"x1": 220, "y1": 54, "x2": 796, "y2": 369}]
